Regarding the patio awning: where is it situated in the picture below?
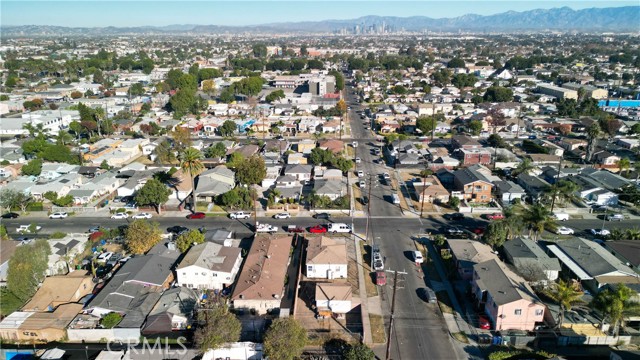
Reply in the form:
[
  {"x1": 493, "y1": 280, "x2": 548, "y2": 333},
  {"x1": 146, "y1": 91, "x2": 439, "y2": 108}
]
[{"x1": 547, "y1": 245, "x2": 593, "y2": 281}]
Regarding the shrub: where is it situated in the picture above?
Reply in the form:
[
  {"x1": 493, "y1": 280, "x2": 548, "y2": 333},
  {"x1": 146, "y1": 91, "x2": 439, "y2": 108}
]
[{"x1": 49, "y1": 231, "x2": 67, "y2": 239}]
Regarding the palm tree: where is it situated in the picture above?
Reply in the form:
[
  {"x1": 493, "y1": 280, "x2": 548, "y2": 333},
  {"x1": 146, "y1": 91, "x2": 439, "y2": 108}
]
[
  {"x1": 591, "y1": 284, "x2": 640, "y2": 336},
  {"x1": 502, "y1": 206, "x2": 524, "y2": 240},
  {"x1": 586, "y1": 123, "x2": 601, "y2": 163},
  {"x1": 180, "y1": 148, "x2": 204, "y2": 212},
  {"x1": 544, "y1": 279, "x2": 585, "y2": 329},
  {"x1": 521, "y1": 204, "x2": 555, "y2": 240},
  {"x1": 616, "y1": 158, "x2": 631, "y2": 178},
  {"x1": 512, "y1": 158, "x2": 535, "y2": 176},
  {"x1": 624, "y1": 227, "x2": 640, "y2": 240}
]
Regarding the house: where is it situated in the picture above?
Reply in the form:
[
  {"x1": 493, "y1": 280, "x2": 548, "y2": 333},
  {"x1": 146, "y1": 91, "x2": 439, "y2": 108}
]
[
  {"x1": 318, "y1": 139, "x2": 344, "y2": 154},
  {"x1": 451, "y1": 135, "x2": 482, "y2": 150},
  {"x1": 457, "y1": 148, "x2": 492, "y2": 166},
  {"x1": 274, "y1": 175, "x2": 303, "y2": 200},
  {"x1": 536, "y1": 83, "x2": 578, "y2": 100},
  {"x1": 46, "y1": 234, "x2": 89, "y2": 276},
  {"x1": 284, "y1": 164, "x2": 313, "y2": 182},
  {"x1": 0, "y1": 240, "x2": 18, "y2": 287},
  {"x1": 471, "y1": 259, "x2": 547, "y2": 331},
  {"x1": 559, "y1": 138, "x2": 588, "y2": 151},
  {"x1": 142, "y1": 287, "x2": 198, "y2": 335},
  {"x1": 616, "y1": 138, "x2": 640, "y2": 150},
  {"x1": 435, "y1": 168, "x2": 455, "y2": 188},
  {"x1": 305, "y1": 237, "x2": 348, "y2": 279},
  {"x1": 196, "y1": 165, "x2": 235, "y2": 202},
  {"x1": 516, "y1": 173, "x2": 551, "y2": 202},
  {"x1": 447, "y1": 240, "x2": 499, "y2": 280},
  {"x1": 0, "y1": 303, "x2": 83, "y2": 343},
  {"x1": 313, "y1": 179, "x2": 345, "y2": 201},
  {"x1": 412, "y1": 176, "x2": 450, "y2": 204},
  {"x1": 287, "y1": 152, "x2": 307, "y2": 164},
  {"x1": 494, "y1": 180, "x2": 526, "y2": 204},
  {"x1": 603, "y1": 241, "x2": 640, "y2": 275},
  {"x1": 262, "y1": 165, "x2": 282, "y2": 188},
  {"x1": 295, "y1": 139, "x2": 317, "y2": 154},
  {"x1": 315, "y1": 283, "x2": 353, "y2": 317},
  {"x1": 503, "y1": 237, "x2": 561, "y2": 283},
  {"x1": 176, "y1": 242, "x2": 243, "y2": 290},
  {"x1": 546, "y1": 238, "x2": 640, "y2": 293},
  {"x1": 540, "y1": 166, "x2": 580, "y2": 184},
  {"x1": 580, "y1": 168, "x2": 631, "y2": 192},
  {"x1": 396, "y1": 152, "x2": 422, "y2": 167},
  {"x1": 231, "y1": 234, "x2": 291, "y2": 315},
  {"x1": 452, "y1": 164, "x2": 495, "y2": 203},
  {"x1": 22, "y1": 272, "x2": 94, "y2": 312}
]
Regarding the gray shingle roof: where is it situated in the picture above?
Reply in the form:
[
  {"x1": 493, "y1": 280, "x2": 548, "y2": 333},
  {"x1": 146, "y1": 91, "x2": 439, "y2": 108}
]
[
  {"x1": 473, "y1": 259, "x2": 542, "y2": 306},
  {"x1": 553, "y1": 237, "x2": 637, "y2": 278},
  {"x1": 177, "y1": 242, "x2": 241, "y2": 274},
  {"x1": 503, "y1": 237, "x2": 561, "y2": 272},
  {"x1": 453, "y1": 164, "x2": 493, "y2": 185}
]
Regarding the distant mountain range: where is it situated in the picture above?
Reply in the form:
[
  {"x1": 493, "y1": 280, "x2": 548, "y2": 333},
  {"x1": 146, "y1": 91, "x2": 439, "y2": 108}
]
[{"x1": 2, "y1": 6, "x2": 638, "y2": 36}]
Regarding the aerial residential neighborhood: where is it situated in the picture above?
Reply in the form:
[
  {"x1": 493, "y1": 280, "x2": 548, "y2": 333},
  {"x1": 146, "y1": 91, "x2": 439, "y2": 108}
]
[{"x1": 0, "y1": 2, "x2": 639, "y2": 360}]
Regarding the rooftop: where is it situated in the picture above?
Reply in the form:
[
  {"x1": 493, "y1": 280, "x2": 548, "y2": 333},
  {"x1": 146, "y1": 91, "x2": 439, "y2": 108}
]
[
  {"x1": 306, "y1": 236, "x2": 347, "y2": 266},
  {"x1": 177, "y1": 242, "x2": 241, "y2": 274},
  {"x1": 474, "y1": 259, "x2": 543, "y2": 306}
]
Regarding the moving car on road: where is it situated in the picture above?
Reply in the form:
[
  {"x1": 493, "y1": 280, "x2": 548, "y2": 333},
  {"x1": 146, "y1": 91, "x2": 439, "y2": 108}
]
[
  {"x1": 187, "y1": 212, "x2": 206, "y2": 219},
  {"x1": 418, "y1": 287, "x2": 437, "y2": 303},
  {"x1": 111, "y1": 213, "x2": 129, "y2": 219},
  {"x1": 273, "y1": 212, "x2": 291, "y2": 219},
  {"x1": 49, "y1": 212, "x2": 68, "y2": 219},
  {"x1": 1, "y1": 212, "x2": 19, "y2": 219},
  {"x1": 167, "y1": 226, "x2": 189, "y2": 235}
]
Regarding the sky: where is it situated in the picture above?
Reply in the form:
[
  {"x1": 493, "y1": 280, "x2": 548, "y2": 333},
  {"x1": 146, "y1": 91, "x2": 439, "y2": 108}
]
[{"x1": 1, "y1": 1, "x2": 638, "y2": 27}]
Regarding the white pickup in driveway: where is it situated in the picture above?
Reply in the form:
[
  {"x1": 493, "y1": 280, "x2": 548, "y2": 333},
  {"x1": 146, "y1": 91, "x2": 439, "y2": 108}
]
[{"x1": 17, "y1": 225, "x2": 42, "y2": 233}]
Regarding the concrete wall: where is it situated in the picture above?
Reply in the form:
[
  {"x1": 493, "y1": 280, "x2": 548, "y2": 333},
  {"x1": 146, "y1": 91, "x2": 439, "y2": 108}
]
[{"x1": 67, "y1": 328, "x2": 140, "y2": 342}]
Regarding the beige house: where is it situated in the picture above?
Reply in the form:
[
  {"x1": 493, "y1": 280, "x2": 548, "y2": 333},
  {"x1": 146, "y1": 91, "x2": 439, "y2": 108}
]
[
  {"x1": 22, "y1": 272, "x2": 94, "y2": 312},
  {"x1": 412, "y1": 176, "x2": 450, "y2": 204},
  {"x1": 231, "y1": 235, "x2": 291, "y2": 315},
  {"x1": 0, "y1": 303, "x2": 83, "y2": 343},
  {"x1": 305, "y1": 237, "x2": 348, "y2": 279},
  {"x1": 316, "y1": 283, "x2": 353, "y2": 317}
]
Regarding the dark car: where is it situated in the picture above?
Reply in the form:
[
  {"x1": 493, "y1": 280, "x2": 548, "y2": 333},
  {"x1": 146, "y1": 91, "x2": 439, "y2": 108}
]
[
  {"x1": 167, "y1": 226, "x2": 189, "y2": 234},
  {"x1": 312, "y1": 213, "x2": 331, "y2": 220},
  {"x1": 591, "y1": 205, "x2": 608, "y2": 213},
  {"x1": 187, "y1": 212, "x2": 206, "y2": 219},
  {"x1": 443, "y1": 213, "x2": 464, "y2": 221},
  {"x1": 417, "y1": 287, "x2": 437, "y2": 303},
  {"x1": 361, "y1": 196, "x2": 369, "y2": 205},
  {"x1": 1, "y1": 212, "x2": 19, "y2": 219}
]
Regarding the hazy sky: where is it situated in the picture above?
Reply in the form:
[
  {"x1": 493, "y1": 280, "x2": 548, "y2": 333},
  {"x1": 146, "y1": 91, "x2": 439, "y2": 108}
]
[{"x1": 2, "y1": 1, "x2": 637, "y2": 27}]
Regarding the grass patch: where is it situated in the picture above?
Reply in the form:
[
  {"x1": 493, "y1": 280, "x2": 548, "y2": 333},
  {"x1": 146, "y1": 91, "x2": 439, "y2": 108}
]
[
  {"x1": 368, "y1": 314, "x2": 386, "y2": 344},
  {"x1": 436, "y1": 291, "x2": 453, "y2": 314},
  {"x1": 359, "y1": 242, "x2": 378, "y2": 298},
  {"x1": 353, "y1": 185, "x2": 364, "y2": 211},
  {"x1": 452, "y1": 332, "x2": 469, "y2": 343},
  {"x1": 0, "y1": 289, "x2": 24, "y2": 316}
]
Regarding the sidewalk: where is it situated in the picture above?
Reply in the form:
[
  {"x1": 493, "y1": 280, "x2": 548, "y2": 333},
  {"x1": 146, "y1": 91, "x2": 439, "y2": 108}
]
[{"x1": 353, "y1": 235, "x2": 374, "y2": 345}]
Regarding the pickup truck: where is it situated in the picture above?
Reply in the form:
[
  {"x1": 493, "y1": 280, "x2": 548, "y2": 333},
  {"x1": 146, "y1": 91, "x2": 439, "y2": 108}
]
[
  {"x1": 229, "y1": 211, "x2": 251, "y2": 219},
  {"x1": 17, "y1": 225, "x2": 42, "y2": 233},
  {"x1": 255, "y1": 223, "x2": 278, "y2": 233}
]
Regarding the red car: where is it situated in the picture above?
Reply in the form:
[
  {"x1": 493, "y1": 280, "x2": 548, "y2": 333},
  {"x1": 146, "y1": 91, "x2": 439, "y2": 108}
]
[
  {"x1": 486, "y1": 213, "x2": 505, "y2": 220},
  {"x1": 375, "y1": 271, "x2": 387, "y2": 286},
  {"x1": 308, "y1": 225, "x2": 327, "y2": 234},
  {"x1": 473, "y1": 227, "x2": 486, "y2": 235},
  {"x1": 187, "y1": 212, "x2": 206, "y2": 219},
  {"x1": 478, "y1": 315, "x2": 491, "y2": 330}
]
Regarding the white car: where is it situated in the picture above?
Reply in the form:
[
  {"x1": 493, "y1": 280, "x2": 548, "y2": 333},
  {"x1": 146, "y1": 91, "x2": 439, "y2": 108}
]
[
  {"x1": 131, "y1": 212, "x2": 152, "y2": 219},
  {"x1": 17, "y1": 225, "x2": 42, "y2": 233},
  {"x1": 230, "y1": 211, "x2": 251, "y2": 219},
  {"x1": 556, "y1": 226, "x2": 574, "y2": 235},
  {"x1": 359, "y1": 181, "x2": 366, "y2": 188},
  {"x1": 49, "y1": 212, "x2": 68, "y2": 219},
  {"x1": 383, "y1": 172, "x2": 391, "y2": 180},
  {"x1": 111, "y1": 212, "x2": 129, "y2": 219},
  {"x1": 97, "y1": 252, "x2": 114, "y2": 263},
  {"x1": 273, "y1": 212, "x2": 291, "y2": 219},
  {"x1": 357, "y1": 170, "x2": 364, "y2": 177},
  {"x1": 355, "y1": 157, "x2": 361, "y2": 164},
  {"x1": 590, "y1": 228, "x2": 610, "y2": 236}
]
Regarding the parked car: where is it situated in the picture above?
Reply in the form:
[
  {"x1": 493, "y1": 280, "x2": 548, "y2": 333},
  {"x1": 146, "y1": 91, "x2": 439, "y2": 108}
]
[
  {"x1": 591, "y1": 205, "x2": 608, "y2": 213},
  {"x1": 309, "y1": 225, "x2": 327, "y2": 234},
  {"x1": 255, "y1": 223, "x2": 278, "y2": 233},
  {"x1": 167, "y1": 226, "x2": 189, "y2": 235},
  {"x1": 478, "y1": 315, "x2": 491, "y2": 330},
  {"x1": 273, "y1": 212, "x2": 291, "y2": 219},
  {"x1": 355, "y1": 157, "x2": 361, "y2": 164},
  {"x1": 286, "y1": 225, "x2": 304, "y2": 233},
  {"x1": 556, "y1": 226, "x2": 575, "y2": 235},
  {"x1": 361, "y1": 196, "x2": 369, "y2": 205},
  {"x1": 312, "y1": 213, "x2": 331, "y2": 220},
  {"x1": 375, "y1": 271, "x2": 387, "y2": 286},
  {"x1": 131, "y1": 212, "x2": 153, "y2": 219},
  {"x1": 605, "y1": 214, "x2": 624, "y2": 221},
  {"x1": 1, "y1": 212, "x2": 19, "y2": 219},
  {"x1": 553, "y1": 213, "x2": 570, "y2": 221},
  {"x1": 49, "y1": 212, "x2": 68, "y2": 219},
  {"x1": 229, "y1": 211, "x2": 251, "y2": 219},
  {"x1": 412, "y1": 250, "x2": 424, "y2": 264},
  {"x1": 97, "y1": 252, "x2": 114, "y2": 263},
  {"x1": 17, "y1": 225, "x2": 42, "y2": 233},
  {"x1": 472, "y1": 227, "x2": 486, "y2": 235},
  {"x1": 383, "y1": 172, "x2": 390, "y2": 180},
  {"x1": 445, "y1": 227, "x2": 465, "y2": 235},
  {"x1": 89, "y1": 226, "x2": 101, "y2": 233},
  {"x1": 418, "y1": 287, "x2": 437, "y2": 303},
  {"x1": 486, "y1": 213, "x2": 504, "y2": 220},
  {"x1": 357, "y1": 170, "x2": 364, "y2": 177},
  {"x1": 590, "y1": 228, "x2": 611, "y2": 236},
  {"x1": 327, "y1": 223, "x2": 352, "y2": 233},
  {"x1": 443, "y1": 213, "x2": 464, "y2": 221},
  {"x1": 111, "y1": 213, "x2": 128, "y2": 219},
  {"x1": 359, "y1": 180, "x2": 366, "y2": 188},
  {"x1": 187, "y1": 212, "x2": 206, "y2": 219}
]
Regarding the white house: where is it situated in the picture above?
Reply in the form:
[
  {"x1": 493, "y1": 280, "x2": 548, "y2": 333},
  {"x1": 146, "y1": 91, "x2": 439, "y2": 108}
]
[
  {"x1": 176, "y1": 242, "x2": 242, "y2": 290},
  {"x1": 306, "y1": 237, "x2": 348, "y2": 279},
  {"x1": 315, "y1": 283, "x2": 353, "y2": 316}
]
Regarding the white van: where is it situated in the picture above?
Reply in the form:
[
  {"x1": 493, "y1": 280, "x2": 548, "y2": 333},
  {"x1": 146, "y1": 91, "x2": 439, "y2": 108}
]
[
  {"x1": 412, "y1": 251, "x2": 424, "y2": 264},
  {"x1": 553, "y1": 213, "x2": 569, "y2": 221},
  {"x1": 327, "y1": 223, "x2": 353, "y2": 233}
]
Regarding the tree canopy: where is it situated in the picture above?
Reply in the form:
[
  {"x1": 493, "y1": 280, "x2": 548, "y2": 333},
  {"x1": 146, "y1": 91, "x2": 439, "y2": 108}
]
[
  {"x1": 135, "y1": 179, "x2": 171, "y2": 214},
  {"x1": 6, "y1": 239, "x2": 51, "y2": 302},
  {"x1": 125, "y1": 220, "x2": 162, "y2": 255},
  {"x1": 263, "y1": 318, "x2": 308, "y2": 360}
]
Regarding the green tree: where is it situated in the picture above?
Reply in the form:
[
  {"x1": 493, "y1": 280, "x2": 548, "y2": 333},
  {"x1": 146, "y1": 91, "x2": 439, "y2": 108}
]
[
  {"x1": 236, "y1": 156, "x2": 266, "y2": 185},
  {"x1": 176, "y1": 229, "x2": 205, "y2": 252},
  {"x1": 194, "y1": 304, "x2": 241, "y2": 353},
  {"x1": 344, "y1": 343, "x2": 375, "y2": 360},
  {"x1": 180, "y1": 148, "x2": 204, "y2": 211},
  {"x1": 154, "y1": 140, "x2": 177, "y2": 164},
  {"x1": 416, "y1": 115, "x2": 437, "y2": 136},
  {"x1": 617, "y1": 158, "x2": 631, "y2": 177},
  {"x1": 135, "y1": 179, "x2": 171, "y2": 214},
  {"x1": 483, "y1": 86, "x2": 513, "y2": 102},
  {"x1": 544, "y1": 279, "x2": 584, "y2": 329},
  {"x1": 468, "y1": 120, "x2": 483, "y2": 136},
  {"x1": 0, "y1": 189, "x2": 32, "y2": 214},
  {"x1": 128, "y1": 83, "x2": 145, "y2": 96},
  {"x1": 205, "y1": 142, "x2": 227, "y2": 159},
  {"x1": 586, "y1": 123, "x2": 601, "y2": 163},
  {"x1": 265, "y1": 89, "x2": 285, "y2": 103},
  {"x1": 6, "y1": 239, "x2": 51, "y2": 302},
  {"x1": 329, "y1": 70, "x2": 344, "y2": 91},
  {"x1": 483, "y1": 221, "x2": 508, "y2": 248},
  {"x1": 309, "y1": 147, "x2": 334, "y2": 165},
  {"x1": 219, "y1": 120, "x2": 237, "y2": 137},
  {"x1": 100, "y1": 160, "x2": 110, "y2": 170},
  {"x1": 487, "y1": 134, "x2": 507, "y2": 148},
  {"x1": 591, "y1": 284, "x2": 640, "y2": 336},
  {"x1": 101, "y1": 313, "x2": 123, "y2": 329},
  {"x1": 332, "y1": 156, "x2": 354, "y2": 173},
  {"x1": 512, "y1": 158, "x2": 535, "y2": 176},
  {"x1": 521, "y1": 204, "x2": 554, "y2": 241},
  {"x1": 263, "y1": 318, "x2": 308, "y2": 360},
  {"x1": 219, "y1": 87, "x2": 235, "y2": 103},
  {"x1": 447, "y1": 57, "x2": 466, "y2": 68},
  {"x1": 448, "y1": 196, "x2": 460, "y2": 209},
  {"x1": 125, "y1": 220, "x2": 162, "y2": 255},
  {"x1": 21, "y1": 159, "x2": 42, "y2": 176}
]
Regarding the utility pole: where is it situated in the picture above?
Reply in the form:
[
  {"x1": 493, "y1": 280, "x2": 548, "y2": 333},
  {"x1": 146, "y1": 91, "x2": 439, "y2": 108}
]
[
  {"x1": 385, "y1": 269, "x2": 407, "y2": 360},
  {"x1": 364, "y1": 173, "x2": 374, "y2": 242}
]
